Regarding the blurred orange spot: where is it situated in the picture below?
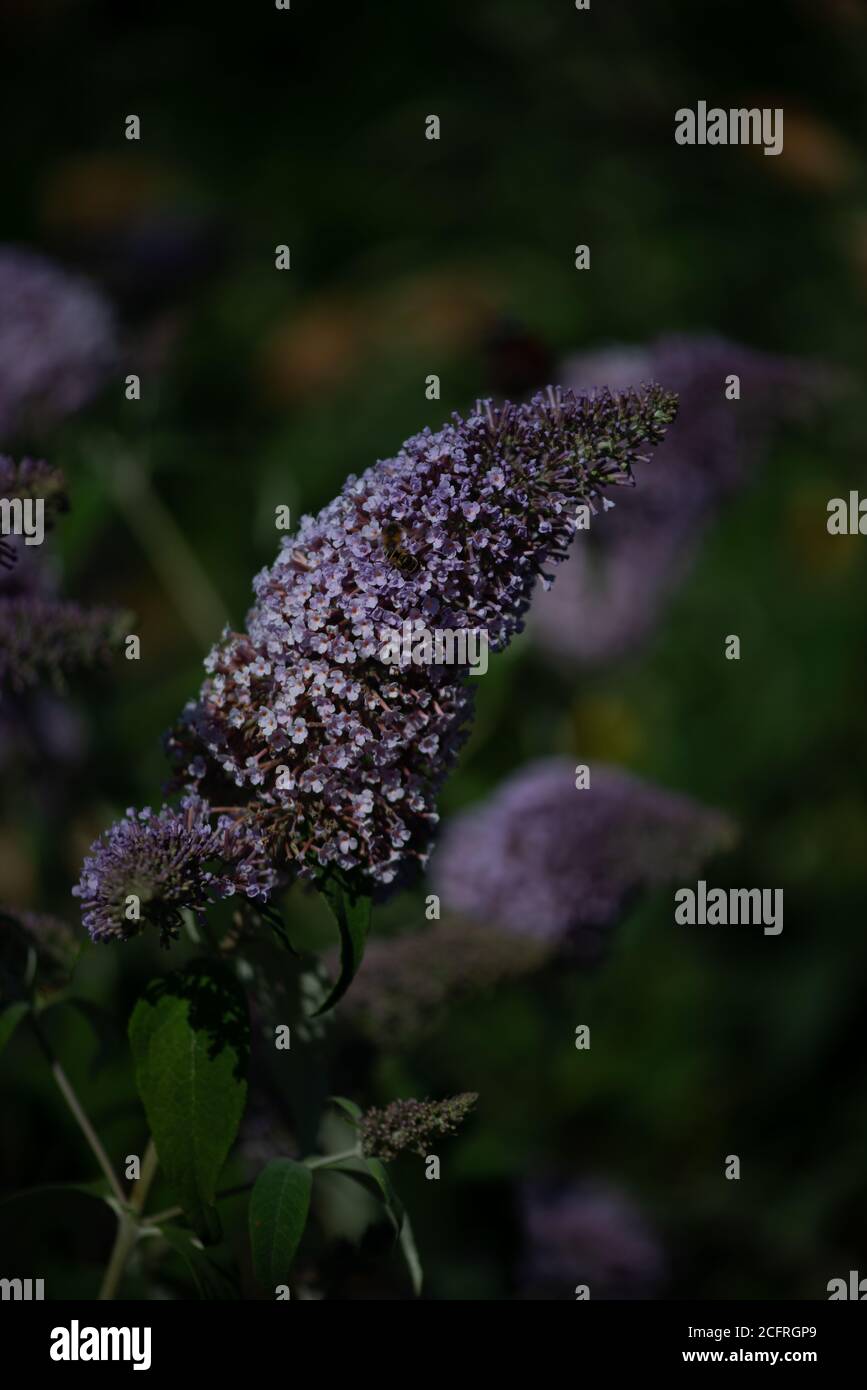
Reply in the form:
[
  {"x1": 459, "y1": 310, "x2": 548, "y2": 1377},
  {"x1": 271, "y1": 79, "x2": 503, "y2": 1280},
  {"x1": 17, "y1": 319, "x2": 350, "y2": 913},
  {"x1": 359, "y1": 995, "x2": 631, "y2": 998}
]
[
  {"x1": 259, "y1": 300, "x2": 363, "y2": 402},
  {"x1": 367, "y1": 268, "x2": 503, "y2": 354},
  {"x1": 39, "y1": 155, "x2": 179, "y2": 235},
  {"x1": 761, "y1": 110, "x2": 856, "y2": 190}
]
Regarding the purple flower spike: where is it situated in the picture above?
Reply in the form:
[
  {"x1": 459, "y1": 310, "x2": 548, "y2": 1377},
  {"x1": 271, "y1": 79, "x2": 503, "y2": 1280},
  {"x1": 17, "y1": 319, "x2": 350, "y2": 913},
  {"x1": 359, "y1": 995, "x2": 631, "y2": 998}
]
[
  {"x1": 358, "y1": 1092, "x2": 478, "y2": 1162},
  {"x1": 531, "y1": 335, "x2": 835, "y2": 666},
  {"x1": 168, "y1": 385, "x2": 678, "y2": 892},
  {"x1": 73, "y1": 797, "x2": 276, "y2": 945}
]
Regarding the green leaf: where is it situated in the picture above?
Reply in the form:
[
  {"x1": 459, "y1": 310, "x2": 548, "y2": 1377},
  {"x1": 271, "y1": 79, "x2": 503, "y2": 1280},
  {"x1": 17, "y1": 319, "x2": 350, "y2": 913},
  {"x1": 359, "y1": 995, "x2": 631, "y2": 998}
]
[
  {"x1": 0, "y1": 1001, "x2": 29, "y2": 1056},
  {"x1": 363, "y1": 1156, "x2": 404, "y2": 1234},
  {"x1": 257, "y1": 903, "x2": 300, "y2": 956},
  {"x1": 314, "y1": 875, "x2": 372, "y2": 1015},
  {"x1": 329, "y1": 1095, "x2": 362, "y2": 1125},
  {"x1": 129, "y1": 959, "x2": 250, "y2": 1244},
  {"x1": 325, "y1": 1157, "x2": 390, "y2": 1245},
  {"x1": 329, "y1": 1156, "x2": 402, "y2": 1232},
  {"x1": 398, "y1": 1210, "x2": 424, "y2": 1296},
  {"x1": 0, "y1": 1179, "x2": 111, "y2": 1210},
  {"x1": 329, "y1": 1157, "x2": 423, "y2": 1295},
  {"x1": 0, "y1": 1182, "x2": 116, "y2": 1280},
  {"x1": 155, "y1": 1226, "x2": 240, "y2": 1300},
  {"x1": 249, "y1": 1159, "x2": 312, "y2": 1292}
]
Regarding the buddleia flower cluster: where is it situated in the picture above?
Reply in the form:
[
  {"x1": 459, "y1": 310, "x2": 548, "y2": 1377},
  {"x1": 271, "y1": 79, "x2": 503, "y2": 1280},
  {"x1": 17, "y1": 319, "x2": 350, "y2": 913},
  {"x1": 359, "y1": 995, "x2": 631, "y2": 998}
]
[
  {"x1": 531, "y1": 335, "x2": 835, "y2": 665},
  {"x1": 164, "y1": 385, "x2": 678, "y2": 896},
  {"x1": 0, "y1": 247, "x2": 118, "y2": 440},
  {"x1": 73, "y1": 797, "x2": 276, "y2": 945},
  {"x1": 358, "y1": 1092, "x2": 478, "y2": 1162},
  {"x1": 432, "y1": 758, "x2": 734, "y2": 961}
]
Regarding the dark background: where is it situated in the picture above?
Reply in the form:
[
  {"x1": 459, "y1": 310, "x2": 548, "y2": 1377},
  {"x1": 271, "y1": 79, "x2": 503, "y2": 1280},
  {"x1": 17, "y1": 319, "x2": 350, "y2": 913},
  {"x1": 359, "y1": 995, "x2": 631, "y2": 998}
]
[{"x1": 1, "y1": 0, "x2": 866, "y2": 1299}]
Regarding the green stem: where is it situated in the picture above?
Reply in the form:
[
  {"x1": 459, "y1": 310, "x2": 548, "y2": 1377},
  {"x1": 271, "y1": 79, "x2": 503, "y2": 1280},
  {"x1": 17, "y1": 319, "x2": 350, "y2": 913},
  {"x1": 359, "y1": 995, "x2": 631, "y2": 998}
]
[
  {"x1": 304, "y1": 1146, "x2": 362, "y2": 1170},
  {"x1": 98, "y1": 1138, "x2": 159, "y2": 1301},
  {"x1": 143, "y1": 1205, "x2": 182, "y2": 1226},
  {"x1": 132, "y1": 1139, "x2": 160, "y2": 1215},
  {"x1": 98, "y1": 1213, "x2": 137, "y2": 1302},
  {"x1": 145, "y1": 1154, "x2": 361, "y2": 1229},
  {"x1": 29, "y1": 1014, "x2": 126, "y2": 1207},
  {"x1": 146, "y1": 1180, "x2": 252, "y2": 1228}
]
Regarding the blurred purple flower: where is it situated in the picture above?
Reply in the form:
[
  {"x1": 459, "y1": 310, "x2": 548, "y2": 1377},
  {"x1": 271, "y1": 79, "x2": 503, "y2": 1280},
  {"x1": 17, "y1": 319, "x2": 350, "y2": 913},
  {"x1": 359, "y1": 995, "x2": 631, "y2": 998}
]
[
  {"x1": 0, "y1": 247, "x2": 118, "y2": 441},
  {"x1": 339, "y1": 917, "x2": 550, "y2": 1045},
  {"x1": 1, "y1": 904, "x2": 81, "y2": 998},
  {"x1": 431, "y1": 758, "x2": 734, "y2": 960},
  {"x1": 519, "y1": 1181, "x2": 666, "y2": 1300},
  {"x1": 168, "y1": 385, "x2": 677, "y2": 892},
  {"x1": 0, "y1": 690, "x2": 88, "y2": 791},
  {"x1": 73, "y1": 797, "x2": 277, "y2": 945},
  {"x1": 531, "y1": 335, "x2": 834, "y2": 666},
  {"x1": 83, "y1": 209, "x2": 229, "y2": 318},
  {"x1": 238, "y1": 1094, "x2": 298, "y2": 1176},
  {"x1": 0, "y1": 593, "x2": 129, "y2": 693},
  {"x1": 0, "y1": 454, "x2": 130, "y2": 693},
  {"x1": 0, "y1": 455, "x2": 69, "y2": 509},
  {"x1": 0, "y1": 456, "x2": 69, "y2": 570},
  {"x1": 0, "y1": 532, "x2": 40, "y2": 582}
]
